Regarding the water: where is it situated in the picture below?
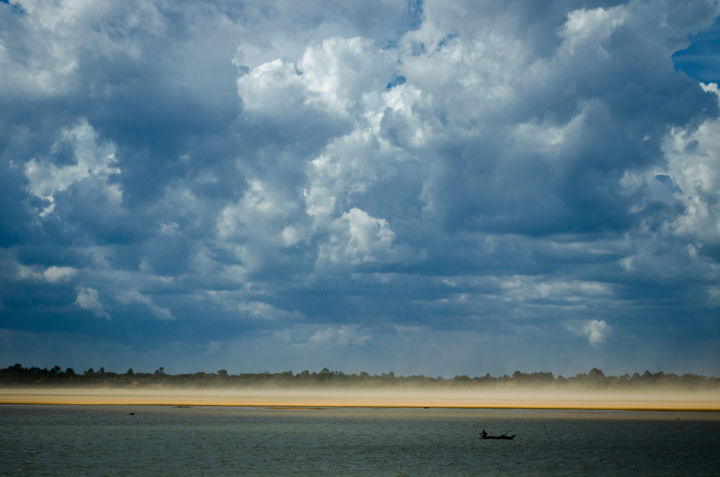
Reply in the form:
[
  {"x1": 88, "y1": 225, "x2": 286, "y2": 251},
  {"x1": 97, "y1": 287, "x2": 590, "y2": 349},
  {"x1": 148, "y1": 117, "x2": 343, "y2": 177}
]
[{"x1": 1, "y1": 406, "x2": 719, "y2": 476}]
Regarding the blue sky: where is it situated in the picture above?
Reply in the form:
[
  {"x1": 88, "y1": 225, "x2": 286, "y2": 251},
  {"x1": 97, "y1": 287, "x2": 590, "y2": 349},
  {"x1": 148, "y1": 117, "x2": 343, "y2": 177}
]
[{"x1": 1, "y1": 0, "x2": 720, "y2": 376}]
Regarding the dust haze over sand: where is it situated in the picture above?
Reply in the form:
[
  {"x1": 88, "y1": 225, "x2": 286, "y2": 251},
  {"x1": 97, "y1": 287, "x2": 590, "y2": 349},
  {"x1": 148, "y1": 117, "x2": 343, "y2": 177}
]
[{"x1": 2, "y1": 386, "x2": 719, "y2": 411}]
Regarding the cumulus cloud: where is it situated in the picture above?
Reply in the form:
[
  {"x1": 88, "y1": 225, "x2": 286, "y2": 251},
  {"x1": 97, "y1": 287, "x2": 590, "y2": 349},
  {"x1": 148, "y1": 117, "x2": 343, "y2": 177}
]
[
  {"x1": 15, "y1": 262, "x2": 77, "y2": 283},
  {"x1": 566, "y1": 320, "x2": 612, "y2": 347},
  {"x1": 298, "y1": 37, "x2": 396, "y2": 114},
  {"x1": 662, "y1": 83, "x2": 720, "y2": 257},
  {"x1": 217, "y1": 179, "x2": 299, "y2": 242},
  {"x1": 2, "y1": 0, "x2": 720, "y2": 375},
  {"x1": 318, "y1": 208, "x2": 398, "y2": 267},
  {"x1": 24, "y1": 119, "x2": 120, "y2": 216},
  {"x1": 74, "y1": 286, "x2": 110, "y2": 320},
  {"x1": 559, "y1": 6, "x2": 628, "y2": 57},
  {"x1": 236, "y1": 59, "x2": 309, "y2": 113},
  {"x1": 42, "y1": 266, "x2": 77, "y2": 283}
]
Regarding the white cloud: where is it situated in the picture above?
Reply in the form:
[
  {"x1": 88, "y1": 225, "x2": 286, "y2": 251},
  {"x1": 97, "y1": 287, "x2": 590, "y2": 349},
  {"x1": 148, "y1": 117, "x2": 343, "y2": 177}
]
[
  {"x1": 238, "y1": 36, "x2": 395, "y2": 117},
  {"x1": 566, "y1": 319, "x2": 612, "y2": 347},
  {"x1": 318, "y1": 208, "x2": 397, "y2": 266},
  {"x1": 237, "y1": 301, "x2": 303, "y2": 321},
  {"x1": 281, "y1": 225, "x2": 302, "y2": 247},
  {"x1": 236, "y1": 58, "x2": 309, "y2": 112},
  {"x1": 1, "y1": 0, "x2": 166, "y2": 97},
  {"x1": 215, "y1": 178, "x2": 305, "y2": 273},
  {"x1": 218, "y1": 179, "x2": 299, "y2": 241},
  {"x1": 619, "y1": 82, "x2": 720, "y2": 257},
  {"x1": 205, "y1": 340, "x2": 222, "y2": 355},
  {"x1": 4, "y1": 0, "x2": 720, "y2": 375},
  {"x1": 74, "y1": 286, "x2": 110, "y2": 320},
  {"x1": 309, "y1": 325, "x2": 371, "y2": 346},
  {"x1": 662, "y1": 85, "x2": 720, "y2": 248},
  {"x1": 15, "y1": 263, "x2": 77, "y2": 283},
  {"x1": 619, "y1": 256, "x2": 636, "y2": 272},
  {"x1": 298, "y1": 37, "x2": 395, "y2": 114},
  {"x1": 24, "y1": 119, "x2": 121, "y2": 216},
  {"x1": 559, "y1": 6, "x2": 628, "y2": 57},
  {"x1": 498, "y1": 277, "x2": 612, "y2": 302},
  {"x1": 43, "y1": 266, "x2": 77, "y2": 283},
  {"x1": 117, "y1": 290, "x2": 174, "y2": 321}
]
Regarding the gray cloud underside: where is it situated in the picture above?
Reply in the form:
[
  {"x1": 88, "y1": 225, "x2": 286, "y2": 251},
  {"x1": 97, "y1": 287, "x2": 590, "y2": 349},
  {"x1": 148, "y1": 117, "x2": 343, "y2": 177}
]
[{"x1": 2, "y1": 0, "x2": 720, "y2": 376}]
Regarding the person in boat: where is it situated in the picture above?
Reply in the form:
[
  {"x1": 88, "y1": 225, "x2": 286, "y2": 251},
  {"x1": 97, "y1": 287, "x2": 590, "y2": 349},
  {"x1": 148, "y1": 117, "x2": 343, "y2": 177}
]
[{"x1": 480, "y1": 429, "x2": 488, "y2": 439}]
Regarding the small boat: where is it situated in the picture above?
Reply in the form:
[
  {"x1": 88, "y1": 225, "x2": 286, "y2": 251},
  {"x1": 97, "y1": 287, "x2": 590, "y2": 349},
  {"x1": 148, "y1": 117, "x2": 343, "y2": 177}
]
[
  {"x1": 480, "y1": 434, "x2": 515, "y2": 440},
  {"x1": 480, "y1": 429, "x2": 514, "y2": 440}
]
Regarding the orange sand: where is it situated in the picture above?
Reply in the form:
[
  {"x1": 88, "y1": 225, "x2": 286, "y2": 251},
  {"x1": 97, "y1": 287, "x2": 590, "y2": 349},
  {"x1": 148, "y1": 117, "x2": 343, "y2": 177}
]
[{"x1": 1, "y1": 387, "x2": 719, "y2": 411}]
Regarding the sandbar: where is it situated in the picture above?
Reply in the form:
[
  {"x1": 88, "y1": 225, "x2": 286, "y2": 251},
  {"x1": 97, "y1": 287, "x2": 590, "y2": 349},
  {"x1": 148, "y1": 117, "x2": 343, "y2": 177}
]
[{"x1": 1, "y1": 387, "x2": 719, "y2": 411}]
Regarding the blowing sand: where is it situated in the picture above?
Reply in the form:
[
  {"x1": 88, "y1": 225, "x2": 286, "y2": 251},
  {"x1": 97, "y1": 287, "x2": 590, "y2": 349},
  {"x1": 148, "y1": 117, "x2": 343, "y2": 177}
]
[{"x1": 1, "y1": 387, "x2": 719, "y2": 411}]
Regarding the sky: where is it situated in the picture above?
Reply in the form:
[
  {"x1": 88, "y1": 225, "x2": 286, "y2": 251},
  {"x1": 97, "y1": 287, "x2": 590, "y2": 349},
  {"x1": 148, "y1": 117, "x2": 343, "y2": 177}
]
[{"x1": 1, "y1": 0, "x2": 720, "y2": 377}]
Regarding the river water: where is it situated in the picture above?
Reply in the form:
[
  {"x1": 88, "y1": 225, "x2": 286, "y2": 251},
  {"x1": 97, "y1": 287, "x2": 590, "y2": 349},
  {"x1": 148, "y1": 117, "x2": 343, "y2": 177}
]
[{"x1": 1, "y1": 405, "x2": 719, "y2": 476}]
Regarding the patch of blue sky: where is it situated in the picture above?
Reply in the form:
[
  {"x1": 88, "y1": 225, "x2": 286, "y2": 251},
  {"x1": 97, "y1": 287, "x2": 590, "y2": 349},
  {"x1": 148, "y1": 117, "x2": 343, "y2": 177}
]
[{"x1": 673, "y1": 17, "x2": 720, "y2": 82}]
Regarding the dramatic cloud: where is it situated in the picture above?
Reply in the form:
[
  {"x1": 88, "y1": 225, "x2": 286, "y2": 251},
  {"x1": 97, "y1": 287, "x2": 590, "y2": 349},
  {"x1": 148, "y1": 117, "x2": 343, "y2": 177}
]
[{"x1": 1, "y1": 0, "x2": 719, "y2": 376}]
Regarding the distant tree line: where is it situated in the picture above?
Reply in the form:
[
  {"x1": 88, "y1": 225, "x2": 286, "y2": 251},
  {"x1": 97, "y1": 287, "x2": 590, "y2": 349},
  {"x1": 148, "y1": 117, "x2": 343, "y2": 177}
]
[{"x1": 1, "y1": 363, "x2": 719, "y2": 389}]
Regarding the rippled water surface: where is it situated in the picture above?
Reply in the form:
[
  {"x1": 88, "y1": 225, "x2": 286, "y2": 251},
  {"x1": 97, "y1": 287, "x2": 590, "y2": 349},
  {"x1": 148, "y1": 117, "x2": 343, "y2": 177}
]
[{"x1": 1, "y1": 405, "x2": 719, "y2": 476}]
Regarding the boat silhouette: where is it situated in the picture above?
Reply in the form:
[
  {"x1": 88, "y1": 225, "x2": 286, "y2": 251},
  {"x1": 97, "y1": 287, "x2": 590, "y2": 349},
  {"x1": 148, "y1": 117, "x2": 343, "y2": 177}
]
[{"x1": 480, "y1": 429, "x2": 515, "y2": 440}]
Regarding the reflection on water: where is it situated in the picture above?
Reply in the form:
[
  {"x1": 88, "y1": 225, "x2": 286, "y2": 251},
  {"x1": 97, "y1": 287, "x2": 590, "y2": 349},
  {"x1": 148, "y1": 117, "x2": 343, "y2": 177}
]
[{"x1": 1, "y1": 406, "x2": 719, "y2": 476}]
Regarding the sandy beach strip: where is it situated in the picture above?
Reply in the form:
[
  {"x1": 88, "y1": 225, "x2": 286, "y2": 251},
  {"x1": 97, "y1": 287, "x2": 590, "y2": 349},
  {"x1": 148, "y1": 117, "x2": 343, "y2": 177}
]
[{"x1": 1, "y1": 387, "x2": 719, "y2": 411}]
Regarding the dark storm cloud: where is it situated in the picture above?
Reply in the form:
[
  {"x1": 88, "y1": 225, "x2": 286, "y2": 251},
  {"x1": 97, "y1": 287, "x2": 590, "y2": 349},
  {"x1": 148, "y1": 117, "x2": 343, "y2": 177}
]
[{"x1": 1, "y1": 0, "x2": 720, "y2": 376}]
